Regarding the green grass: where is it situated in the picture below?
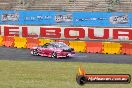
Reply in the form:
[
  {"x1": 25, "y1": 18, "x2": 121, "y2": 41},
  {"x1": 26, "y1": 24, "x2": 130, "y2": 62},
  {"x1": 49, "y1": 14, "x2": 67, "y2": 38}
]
[{"x1": 0, "y1": 60, "x2": 131, "y2": 88}]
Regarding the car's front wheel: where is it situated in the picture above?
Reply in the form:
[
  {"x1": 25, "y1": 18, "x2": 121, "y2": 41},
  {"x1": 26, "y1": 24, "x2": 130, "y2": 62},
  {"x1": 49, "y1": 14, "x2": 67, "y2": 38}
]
[
  {"x1": 31, "y1": 49, "x2": 38, "y2": 56},
  {"x1": 51, "y1": 52, "x2": 57, "y2": 58}
]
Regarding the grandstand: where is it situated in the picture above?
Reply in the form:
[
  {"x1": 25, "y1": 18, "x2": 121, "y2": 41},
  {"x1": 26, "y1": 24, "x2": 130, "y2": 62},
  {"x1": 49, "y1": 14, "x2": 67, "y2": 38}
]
[{"x1": 0, "y1": 0, "x2": 132, "y2": 12}]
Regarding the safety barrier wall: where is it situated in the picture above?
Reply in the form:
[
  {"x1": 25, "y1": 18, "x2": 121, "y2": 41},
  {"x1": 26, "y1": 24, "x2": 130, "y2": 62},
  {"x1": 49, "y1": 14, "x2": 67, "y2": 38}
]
[
  {"x1": 121, "y1": 43, "x2": 132, "y2": 55},
  {"x1": 0, "y1": 10, "x2": 131, "y2": 27},
  {"x1": 2, "y1": 36, "x2": 14, "y2": 47},
  {"x1": 0, "y1": 36, "x2": 3, "y2": 46},
  {"x1": 14, "y1": 37, "x2": 27, "y2": 48},
  {"x1": 85, "y1": 42, "x2": 102, "y2": 53},
  {"x1": 26, "y1": 38, "x2": 39, "y2": 49},
  {"x1": 0, "y1": 36, "x2": 131, "y2": 55},
  {"x1": 39, "y1": 39, "x2": 55, "y2": 46},
  {"x1": 69, "y1": 41, "x2": 86, "y2": 52},
  {"x1": 102, "y1": 42, "x2": 121, "y2": 54}
]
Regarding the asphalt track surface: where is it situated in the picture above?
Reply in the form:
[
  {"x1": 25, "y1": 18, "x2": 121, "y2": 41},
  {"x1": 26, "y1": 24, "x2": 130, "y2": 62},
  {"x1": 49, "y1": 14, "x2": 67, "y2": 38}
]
[{"x1": 0, "y1": 47, "x2": 132, "y2": 64}]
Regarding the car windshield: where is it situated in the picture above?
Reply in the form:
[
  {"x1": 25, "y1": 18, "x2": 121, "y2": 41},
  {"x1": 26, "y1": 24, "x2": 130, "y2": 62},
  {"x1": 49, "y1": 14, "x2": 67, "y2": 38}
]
[
  {"x1": 54, "y1": 43, "x2": 68, "y2": 48},
  {"x1": 42, "y1": 43, "x2": 49, "y2": 48}
]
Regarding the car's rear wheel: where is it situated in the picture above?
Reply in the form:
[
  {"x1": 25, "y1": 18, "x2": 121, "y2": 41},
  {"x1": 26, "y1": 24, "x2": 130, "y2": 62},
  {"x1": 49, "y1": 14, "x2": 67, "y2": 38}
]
[
  {"x1": 31, "y1": 49, "x2": 38, "y2": 56},
  {"x1": 51, "y1": 52, "x2": 57, "y2": 58}
]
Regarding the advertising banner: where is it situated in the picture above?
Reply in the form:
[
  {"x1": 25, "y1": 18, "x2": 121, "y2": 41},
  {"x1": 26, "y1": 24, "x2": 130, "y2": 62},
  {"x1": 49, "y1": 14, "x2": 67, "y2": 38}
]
[
  {"x1": 0, "y1": 25, "x2": 132, "y2": 41},
  {"x1": 73, "y1": 12, "x2": 130, "y2": 27},
  {"x1": 0, "y1": 10, "x2": 131, "y2": 27}
]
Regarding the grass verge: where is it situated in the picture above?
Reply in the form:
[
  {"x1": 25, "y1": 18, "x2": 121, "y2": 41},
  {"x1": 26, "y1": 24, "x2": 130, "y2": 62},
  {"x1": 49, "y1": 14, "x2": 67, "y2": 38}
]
[{"x1": 0, "y1": 60, "x2": 131, "y2": 88}]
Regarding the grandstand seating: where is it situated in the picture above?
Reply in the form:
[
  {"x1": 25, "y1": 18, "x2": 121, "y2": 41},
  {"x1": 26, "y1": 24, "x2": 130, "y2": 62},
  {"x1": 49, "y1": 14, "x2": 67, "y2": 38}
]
[
  {"x1": 0, "y1": 0, "x2": 132, "y2": 12},
  {"x1": 0, "y1": 0, "x2": 14, "y2": 10}
]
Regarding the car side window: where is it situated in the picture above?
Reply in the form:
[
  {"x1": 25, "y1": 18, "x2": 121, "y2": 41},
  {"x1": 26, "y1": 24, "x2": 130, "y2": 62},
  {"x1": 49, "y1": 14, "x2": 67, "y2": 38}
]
[{"x1": 47, "y1": 44, "x2": 54, "y2": 48}]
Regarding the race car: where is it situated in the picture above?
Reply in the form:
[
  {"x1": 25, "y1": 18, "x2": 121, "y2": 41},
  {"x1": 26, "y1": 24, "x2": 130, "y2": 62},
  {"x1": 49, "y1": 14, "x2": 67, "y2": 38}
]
[{"x1": 30, "y1": 42, "x2": 75, "y2": 58}]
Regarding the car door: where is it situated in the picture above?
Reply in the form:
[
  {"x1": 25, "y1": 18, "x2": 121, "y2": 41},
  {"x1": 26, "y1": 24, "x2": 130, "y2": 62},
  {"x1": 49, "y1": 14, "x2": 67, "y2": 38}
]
[
  {"x1": 45, "y1": 44, "x2": 54, "y2": 56},
  {"x1": 41, "y1": 44, "x2": 49, "y2": 55}
]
